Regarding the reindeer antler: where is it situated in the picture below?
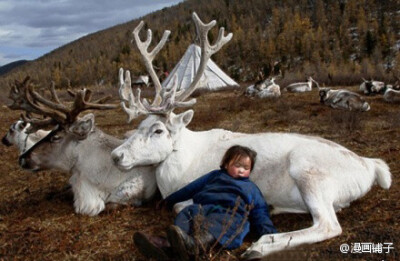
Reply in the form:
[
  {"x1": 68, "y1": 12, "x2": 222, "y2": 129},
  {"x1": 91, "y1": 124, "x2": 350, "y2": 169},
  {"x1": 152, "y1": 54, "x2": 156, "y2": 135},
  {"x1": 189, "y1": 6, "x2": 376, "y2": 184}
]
[
  {"x1": 120, "y1": 12, "x2": 232, "y2": 123},
  {"x1": 8, "y1": 77, "x2": 119, "y2": 131},
  {"x1": 175, "y1": 12, "x2": 232, "y2": 102},
  {"x1": 132, "y1": 21, "x2": 171, "y2": 106},
  {"x1": 8, "y1": 76, "x2": 41, "y2": 114},
  {"x1": 119, "y1": 68, "x2": 150, "y2": 122},
  {"x1": 20, "y1": 113, "x2": 55, "y2": 133},
  {"x1": 8, "y1": 77, "x2": 65, "y2": 132}
]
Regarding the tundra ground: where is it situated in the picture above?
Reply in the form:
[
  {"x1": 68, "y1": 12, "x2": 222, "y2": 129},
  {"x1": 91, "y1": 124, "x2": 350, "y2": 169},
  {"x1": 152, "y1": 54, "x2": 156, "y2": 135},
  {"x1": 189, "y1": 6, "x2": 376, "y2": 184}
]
[{"x1": 0, "y1": 85, "x2": 398, "y2": 260}]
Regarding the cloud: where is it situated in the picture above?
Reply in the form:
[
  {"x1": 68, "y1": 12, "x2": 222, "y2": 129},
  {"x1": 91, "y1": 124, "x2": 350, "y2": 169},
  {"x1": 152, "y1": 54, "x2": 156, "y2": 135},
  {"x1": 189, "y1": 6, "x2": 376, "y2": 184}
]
[{"x1": 0, "y1": 0, "x2": 183, "y2": 66}]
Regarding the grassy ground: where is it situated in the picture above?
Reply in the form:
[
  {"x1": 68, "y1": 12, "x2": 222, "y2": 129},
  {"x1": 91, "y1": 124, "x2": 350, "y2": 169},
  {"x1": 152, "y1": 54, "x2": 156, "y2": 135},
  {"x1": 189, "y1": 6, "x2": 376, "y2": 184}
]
[{"x1": 0, "y1": 85, "x2": 398, "y2": 260}]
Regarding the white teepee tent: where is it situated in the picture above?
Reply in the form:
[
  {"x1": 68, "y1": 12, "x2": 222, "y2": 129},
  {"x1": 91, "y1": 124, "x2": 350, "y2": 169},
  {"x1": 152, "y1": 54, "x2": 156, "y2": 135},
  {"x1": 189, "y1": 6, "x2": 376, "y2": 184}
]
[{"x1": 162, "y1": 44, "x2": 239, "y2": 91}]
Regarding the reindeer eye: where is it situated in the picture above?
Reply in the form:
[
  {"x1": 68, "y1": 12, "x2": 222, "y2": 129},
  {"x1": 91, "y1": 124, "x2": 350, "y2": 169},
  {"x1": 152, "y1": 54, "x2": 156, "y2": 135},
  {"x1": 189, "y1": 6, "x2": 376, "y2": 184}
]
[
  {"x1": 50, "y1": 135, "x2": 62, "y2": 142},
  {"x1": 154, "y1": 129, "x2": 163, "y2": 135}
]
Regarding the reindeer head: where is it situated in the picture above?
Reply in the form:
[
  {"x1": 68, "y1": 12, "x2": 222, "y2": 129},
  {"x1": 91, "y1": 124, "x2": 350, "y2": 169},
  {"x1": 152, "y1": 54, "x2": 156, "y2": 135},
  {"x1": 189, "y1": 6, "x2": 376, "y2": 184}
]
[
  {"x1": 2, "y1": 120, "x2": 29, "y2": 147},
  {"x1": 319, "y1": 87, "x2": 331, "y2": 103},
  {"x1": 19, "y1": 113, "x2": 98, "y2": 171},
  {"x1": 7, "y1": 77, "x2": 118, "y2": 171},
  {"x1": 111, "y1": 12, "x2": 232, "y2": 170}
]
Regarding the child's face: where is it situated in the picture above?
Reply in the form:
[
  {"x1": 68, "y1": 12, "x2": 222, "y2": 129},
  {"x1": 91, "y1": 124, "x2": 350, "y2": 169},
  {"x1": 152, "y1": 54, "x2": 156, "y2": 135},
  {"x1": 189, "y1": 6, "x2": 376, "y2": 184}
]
[{"x1": 225, "y1": 156, "x2": 252, "y2": 179}]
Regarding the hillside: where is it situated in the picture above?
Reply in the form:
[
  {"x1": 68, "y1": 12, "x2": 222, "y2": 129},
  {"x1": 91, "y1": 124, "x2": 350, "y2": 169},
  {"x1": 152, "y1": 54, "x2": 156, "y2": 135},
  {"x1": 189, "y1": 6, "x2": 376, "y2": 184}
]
[
  {"x1": 0, "y1": 0, "x2": 399, "y2": 89},
  {"x1": 0, "y1": 60, "x2": 28, "y2": 76}
]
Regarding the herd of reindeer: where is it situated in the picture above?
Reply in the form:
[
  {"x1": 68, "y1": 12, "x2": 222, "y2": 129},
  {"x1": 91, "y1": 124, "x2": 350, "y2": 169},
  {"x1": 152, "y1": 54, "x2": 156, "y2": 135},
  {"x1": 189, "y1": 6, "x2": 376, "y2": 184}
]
[
  {"x1": 1, "y1": 13, "x2": 394, "y2": 259},
  {"x1": 246, "y1": 72, "x2": 400, "y2": 112}
]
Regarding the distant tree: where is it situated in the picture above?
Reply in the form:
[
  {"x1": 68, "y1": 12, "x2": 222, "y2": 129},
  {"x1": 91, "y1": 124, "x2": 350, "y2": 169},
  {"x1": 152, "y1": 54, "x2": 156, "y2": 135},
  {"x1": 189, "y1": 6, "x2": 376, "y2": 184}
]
[
  {"x1": 0, "y1": 0, "x2": 397, "y2": 89},
  {"x1": 51, "y1": 62, "x2": 62, "y2": 87},
  {"x1": 313, "y1": 0, "x2": 327, "y2": 28},
  {"x1": 364, "y1": 30, "x2": 377, "y2": 56},
  {"x1": 393, "y1": 52, "x2": 400, "y2": 77}
]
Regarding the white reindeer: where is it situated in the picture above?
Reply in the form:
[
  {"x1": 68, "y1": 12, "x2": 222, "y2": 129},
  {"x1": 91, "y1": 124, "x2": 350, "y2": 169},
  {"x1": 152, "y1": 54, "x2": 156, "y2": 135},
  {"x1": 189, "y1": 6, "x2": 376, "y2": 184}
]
[
  {"x1": 10, "y1": 77, "x2": 157, "y2": 216},
  {"x1": 360, "y1": 78, "x2": 385, "y2": 95},
  {"x1": 383, "y1": 86, "x2": 400, "y2": 103},
  {"x1": 246, "y1": 77, "x2": 281, "y2": 98},
  {"x1": 319, "y1": 87, "x2": 371, "y2": 111},
  {"x1": 2, "y1": 120, "x2": 49, "y2": 154},
  {"x1": 111, "y1": 13, "x2": 391, "y2": 259},
  {"x1": 284, "y1": 76, "x2": 317, "y2": 92},
  {"x1": 4, "y1": 77, "x2": 52, "y2": 153}
]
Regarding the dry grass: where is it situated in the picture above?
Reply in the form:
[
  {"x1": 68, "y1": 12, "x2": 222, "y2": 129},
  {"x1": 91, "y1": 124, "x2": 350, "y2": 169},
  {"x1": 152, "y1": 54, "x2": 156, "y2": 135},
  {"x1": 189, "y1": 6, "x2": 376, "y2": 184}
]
[{"x1": 0, "y1": 85, "x2": 399, "y2": 260}]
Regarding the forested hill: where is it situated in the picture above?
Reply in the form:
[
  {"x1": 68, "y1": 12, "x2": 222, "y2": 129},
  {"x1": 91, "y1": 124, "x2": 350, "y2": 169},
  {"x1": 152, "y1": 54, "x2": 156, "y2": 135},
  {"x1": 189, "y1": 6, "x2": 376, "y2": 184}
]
[
  {"x1": 1, "y1": 0, "x2": 399, "y2": 89},
  {"x1": 0, "y1": 60, "x2": 28, "y2": 76}
]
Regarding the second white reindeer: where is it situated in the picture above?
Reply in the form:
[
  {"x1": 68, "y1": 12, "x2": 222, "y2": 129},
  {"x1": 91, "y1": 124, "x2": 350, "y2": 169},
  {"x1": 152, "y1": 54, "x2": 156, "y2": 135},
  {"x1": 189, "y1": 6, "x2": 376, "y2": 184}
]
[
  {"x1": 11, "y1": 78, "x2": 157, "y2": 216},
  {"x1": 111, "y1": 13, "x2": 391, "y2": 259}
]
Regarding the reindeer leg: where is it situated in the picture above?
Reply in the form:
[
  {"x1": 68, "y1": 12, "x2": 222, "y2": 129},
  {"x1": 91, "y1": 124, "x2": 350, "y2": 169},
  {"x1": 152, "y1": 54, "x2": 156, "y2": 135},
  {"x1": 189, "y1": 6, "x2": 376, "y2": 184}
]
[
  {"x1": 72, "y1": 175, "x2": 106, "y2": 216},
  {"x1": 242, "y1": 168, "x2": 342, "y2": 258}
]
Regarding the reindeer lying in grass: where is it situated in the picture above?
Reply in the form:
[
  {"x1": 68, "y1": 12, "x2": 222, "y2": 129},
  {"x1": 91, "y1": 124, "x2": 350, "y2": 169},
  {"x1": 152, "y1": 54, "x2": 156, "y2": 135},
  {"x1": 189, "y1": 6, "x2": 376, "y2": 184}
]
[
  {"x1": 2, "y1": 119, "x2": 49, "y2": 154},
  {"x1": 383, "y1": 85, "x2": 400, "y2": 103},
  {"x1": 360, "y1": 78, "x2": 385, "y2": 95},
  {"x1": 284, "y1": 76, "x2": 318, "y2": 92},
  {"x1": 319, "y1": 87, "x2": 371, "y2": 111},
  {"x1": 10, "y1": 77, "x2": 157, "y2": 216},
  {"x1": 246, "y1": 77, "x2": 281, "y2": 98},
  {"x1": 4, "y1": 77, "x2": 51, "y2": 153},
  {"x1": 111, "y1": 13, "x2": 391, "y2": 259}
]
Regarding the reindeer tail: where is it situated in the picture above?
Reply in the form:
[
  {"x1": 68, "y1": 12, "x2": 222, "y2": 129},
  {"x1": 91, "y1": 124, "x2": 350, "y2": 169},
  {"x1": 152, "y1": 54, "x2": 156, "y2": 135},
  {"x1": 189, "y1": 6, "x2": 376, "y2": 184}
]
[{"x1": 372, "y1": 158, "x2": 391, "y2": 189}]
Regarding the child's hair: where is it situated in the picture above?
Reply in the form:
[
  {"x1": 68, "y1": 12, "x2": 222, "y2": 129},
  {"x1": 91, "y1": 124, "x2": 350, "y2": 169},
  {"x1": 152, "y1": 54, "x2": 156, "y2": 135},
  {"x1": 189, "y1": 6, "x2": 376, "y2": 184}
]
[{"x1": 220, "y1": 145, "x2": 257, "y2": 171}]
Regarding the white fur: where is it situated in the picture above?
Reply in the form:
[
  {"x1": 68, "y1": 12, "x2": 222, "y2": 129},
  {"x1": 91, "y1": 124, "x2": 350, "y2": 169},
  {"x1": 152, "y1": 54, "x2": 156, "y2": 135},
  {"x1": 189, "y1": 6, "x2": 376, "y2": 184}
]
[
  {"x1": 285, "y1": 77, "x2": 315, "y2": 92},
  {"x1": 319, "y1": 88, "x2": 370, "y2": 111},
  {"x1": 360, "y1": 79, "x2": 385, "y2": 94},
  {"x1": 246, "y1": 78, "x2": 281, "y2": 98},
  {"x1": 257, "y1": 83, "x2": 281, "y2": 98},
  {"x1": 383, "y1": 86, "x2": 400, "y2": 103},
  {"x1": 19, "y1": 114, "x2": 157, "y2": 216},
  {"x1": 2, "y1": 120, "x2": 49, "y2": 154},
  {"x1": 111, "y1": 110, "x2": 391, "y2": 257}
]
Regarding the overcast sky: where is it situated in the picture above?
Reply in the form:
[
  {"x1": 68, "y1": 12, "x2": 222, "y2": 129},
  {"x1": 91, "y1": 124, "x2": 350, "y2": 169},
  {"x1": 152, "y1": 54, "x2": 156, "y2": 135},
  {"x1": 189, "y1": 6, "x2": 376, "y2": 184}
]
[{"x1": 0, "y1": 0, "x2": 183, "y2": 66}]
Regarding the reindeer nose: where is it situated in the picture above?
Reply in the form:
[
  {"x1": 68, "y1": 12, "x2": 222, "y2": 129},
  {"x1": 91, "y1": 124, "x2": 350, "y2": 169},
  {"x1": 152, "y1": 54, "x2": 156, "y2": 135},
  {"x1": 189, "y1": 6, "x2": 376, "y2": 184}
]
[
  {"x1": 2, "y1": 136, "x2": 12, "y2": 146},
  {"x1": 112, "y1": 152, "x2": 124, "y2": 165}
]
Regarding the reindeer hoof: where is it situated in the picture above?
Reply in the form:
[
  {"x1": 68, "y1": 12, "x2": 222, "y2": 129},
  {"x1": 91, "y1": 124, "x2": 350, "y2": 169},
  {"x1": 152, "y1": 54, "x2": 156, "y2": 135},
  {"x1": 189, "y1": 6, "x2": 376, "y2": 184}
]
[{"x1": 240, "y1": 250, "x2": 262, "y2": 261}]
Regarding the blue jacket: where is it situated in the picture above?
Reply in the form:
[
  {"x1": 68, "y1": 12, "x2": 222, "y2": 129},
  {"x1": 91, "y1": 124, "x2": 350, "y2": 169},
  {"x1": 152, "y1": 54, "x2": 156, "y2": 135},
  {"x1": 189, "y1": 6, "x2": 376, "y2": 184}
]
[{"x1": 164, "y1": 169, "x2": 277, "y2": 249}]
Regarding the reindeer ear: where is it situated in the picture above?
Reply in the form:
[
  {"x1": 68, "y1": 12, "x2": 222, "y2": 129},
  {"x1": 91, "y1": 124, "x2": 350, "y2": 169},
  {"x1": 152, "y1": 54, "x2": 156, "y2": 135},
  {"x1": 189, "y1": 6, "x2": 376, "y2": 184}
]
[
  {"x1": 69, "y1": 113, "x2": 95, "y2": 139},
  {"x1": 173, "y1": 110, "x2": 193, "y2": 126},
  {"x1": 166, "y1": 110, "x2": 194, "y2": 132},
  {"x1": 17, "y1": 121, "x2": 28, "y2": 131},
  {"x1": 181, "y1": 110, "x2": 194, "y2": 126}
]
